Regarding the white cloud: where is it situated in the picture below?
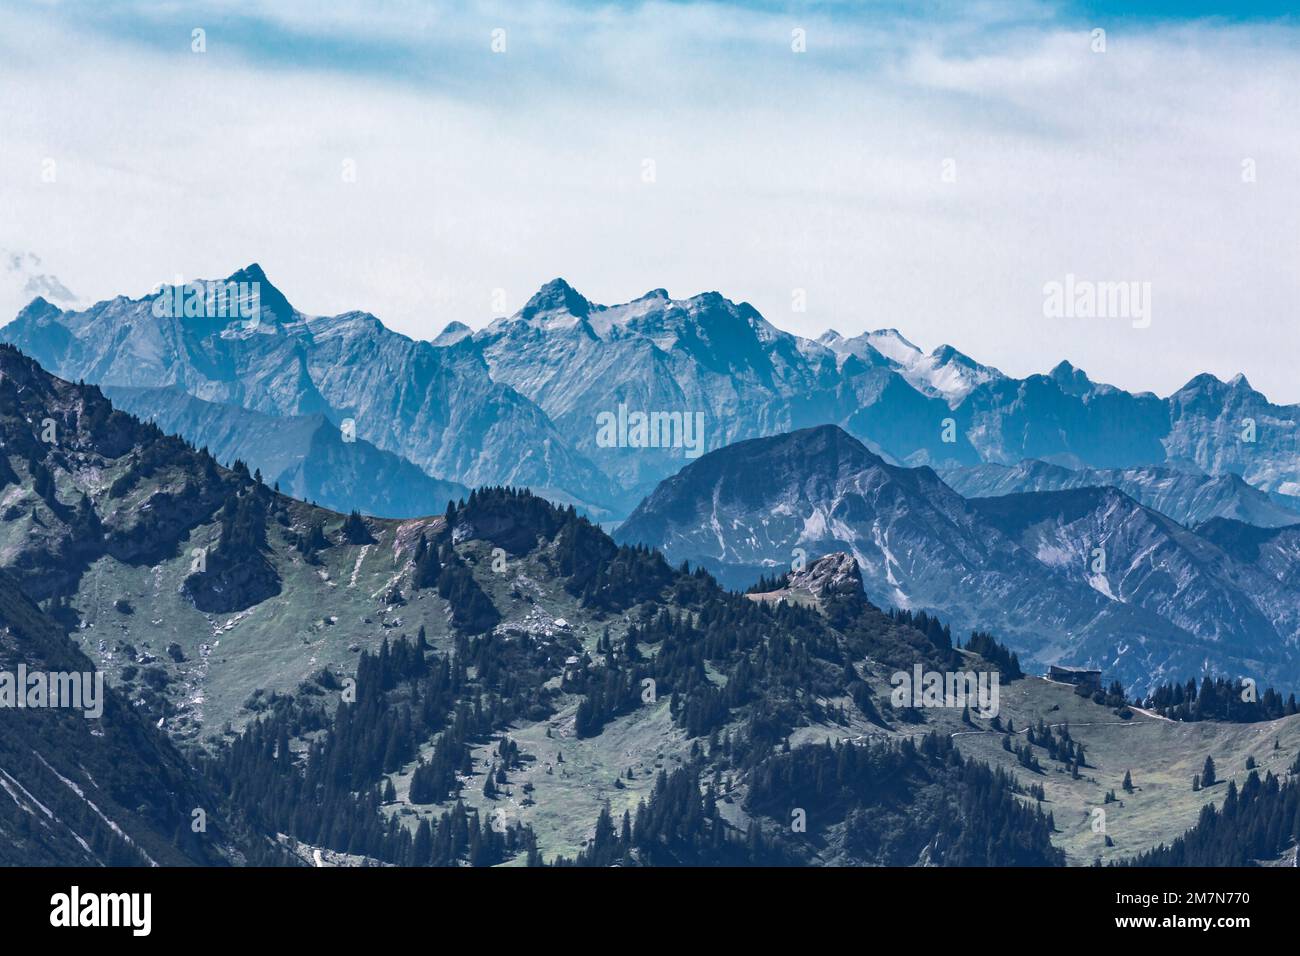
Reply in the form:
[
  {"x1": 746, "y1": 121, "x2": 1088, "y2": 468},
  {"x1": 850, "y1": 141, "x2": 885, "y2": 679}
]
[{"x1": 0, "y1": 252, "x2": 80, "y2": 330}]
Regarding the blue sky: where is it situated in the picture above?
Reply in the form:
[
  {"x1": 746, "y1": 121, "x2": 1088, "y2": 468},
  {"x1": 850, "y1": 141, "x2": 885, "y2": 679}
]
[
  {"x1": 1, "y1": 0, "x2": 1297, "y2": 400},
  {"x1": 1065, "y1": 1, "x2": 1296, "y2": 19}
]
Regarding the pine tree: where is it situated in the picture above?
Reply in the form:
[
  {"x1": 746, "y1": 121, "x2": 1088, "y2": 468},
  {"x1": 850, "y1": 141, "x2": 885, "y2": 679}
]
[{"x1": 342, "y1": 509, "x2": 373, "y2": 544}]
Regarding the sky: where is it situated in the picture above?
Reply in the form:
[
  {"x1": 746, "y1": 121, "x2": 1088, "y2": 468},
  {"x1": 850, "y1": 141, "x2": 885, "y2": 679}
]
[{"x1": 1, "y1": 0, "x2": 1297, "y2": 401}]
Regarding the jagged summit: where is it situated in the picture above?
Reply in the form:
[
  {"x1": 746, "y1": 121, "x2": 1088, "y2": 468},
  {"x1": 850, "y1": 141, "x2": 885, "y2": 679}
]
[
  {"x1": 1046, "y1": 359, "x2": 1096, "y2": 396},
  {"x1": 931, "y1": 344, "x2": 975, "y2": 366},
  {"x1": 504, "y1": 280, "x2": 773, "y2": 340},
  {"x1": 225, "y1": 262, "x2": 294, "y2": 322},
  {"x1": 229, "y1": 262, "x2": 269, "y2": 284},
  {"x1": 11, "y1": 294, "x2": 60, "y2": 323},
  {"x1": 433, "y1": 320, "x2": 473, "y2": 346},
  {"x1": 113, "y1": 262, "x2": 296, "y2": 326},
  {"x1": 1173, "y1": 371, "x2": 1249, "y2": 395},
  {"x1": 521, "y1": 277, "x2": 593, "y2": 321},
  {"x1": 1179, "y1": 371, "x2": 1220, "y2": 386},
  {"x1": 785, "y1": 552, "x2": 864, "y2": 600}
]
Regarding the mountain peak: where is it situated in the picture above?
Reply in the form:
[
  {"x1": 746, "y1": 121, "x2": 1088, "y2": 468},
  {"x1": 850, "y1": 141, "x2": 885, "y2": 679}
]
[
  {"x1": 1176, "y1": 371, "x2": 1226, "y2": 392},
  {"x1": 1047, "y1": 359, "x2": 1094, "y2": 394},
  {"x1": 1173, "y1": 371, "x2": 1258, "y2": 399},
  {"x1": 931, "y1": 344, "x2": 974, "y2": 366},
  {"x1": 863, "y1": 328, "x2": 924, "y2": 366},
  {"x1": 696, "y1": 423, "x2": 885, "y2": 475},
  {"x1": 433, "y1": 320, "x2": 473, "y2": 346},
  {"x1": 221, "y1": 263, "x2": 293, "y2": 322},
  {"x1": 870, "y1": 328, "x2": 921, "y2": 349},
  {"x1": 521, "y1": 278, "x2": 592, "y2": 321},
  {"x1": 229, "y1": 262, "x2": 268, "y2": 284},
  {"x1": 14, "y1": 295, "x2": 61, "y2": 322}
]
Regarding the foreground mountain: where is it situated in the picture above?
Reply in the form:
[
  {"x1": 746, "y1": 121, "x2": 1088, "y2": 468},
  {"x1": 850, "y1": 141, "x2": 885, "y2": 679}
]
[
  {"x1": 616, "y1": 425, "x2": 1300, "y2": 690},
  {"x1": 5, "y1": 345, "x2": 1300, "y2": 867},
  {"x1": 1, "y1": 267, "x2": 617, "y2": 517},
  {"x1": 941, "y1": 459, "x2": 1300, "y2": 529},
  {"x1": 0, "y1": 346, "x2": 1069, "y2": 864},
  {"x1": 0, "y1": 341, "x2": 502, "y2": 741},
  {"x1": 0, "y1": 567, "x2": 273, "y2": 865},
  {"x1": 103, "y1": 384, "x2": 468, "y2": 518}
]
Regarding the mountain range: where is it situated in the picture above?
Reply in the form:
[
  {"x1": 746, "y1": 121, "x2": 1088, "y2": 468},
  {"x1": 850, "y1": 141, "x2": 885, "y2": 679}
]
[
  {"x1": 940, "y1": 459, "x2": 1300, "y2": 530},
  {"x1": 6, "y1": 267, "x2": 1300, "y2": 692},
  {"x1": 2, "y1": 343, "x2": 1299, "y2": 869},
  {"x1": 0, "y1": 345, "x2": 1063, "y2": 865},
  {"x1": 101, "y1": 384, "x2": 468, "y2": 518},
  {"x1": 6, "y1": 268, "x2": 1299, "y2": 525},
  {"x1": 616, "y1": 425, "x2": 1300, "y2": 691},
  {"x1": 3, "y1": 267, "x2": 614, "y2": 517},
  {"x1": 469, "y1": 278, "x2": 1300, "y2": 503}
]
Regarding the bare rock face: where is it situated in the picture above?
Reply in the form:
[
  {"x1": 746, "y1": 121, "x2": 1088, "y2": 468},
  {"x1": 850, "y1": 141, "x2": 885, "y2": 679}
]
[
  {"x1": 785, "y1": 552, "x2": 863, "y2": 601},
  {"x1": 2, "y1": 267, "x2": 618, "y2": 518}
]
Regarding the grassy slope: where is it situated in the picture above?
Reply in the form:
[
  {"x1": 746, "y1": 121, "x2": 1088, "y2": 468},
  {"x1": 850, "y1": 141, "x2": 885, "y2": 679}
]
[
  {"x1": 945, "y1": 677, "x2": 1300, "y2": 865},
  {"x1": 0, "y1": 568, "x2": 256, "y2": 866},
  {"x1": 44, "y1": 487, "x2": 1300, "y2": 865},
  {"x1": 68, "y1": 505, "x2": 450, "y2": 743},
  {"x1": 76, "y1": 520, "x2": 1299, "y2": 864},
  {"x1": 780, "y1": 665, "x2": 1300, "y2": 866}
]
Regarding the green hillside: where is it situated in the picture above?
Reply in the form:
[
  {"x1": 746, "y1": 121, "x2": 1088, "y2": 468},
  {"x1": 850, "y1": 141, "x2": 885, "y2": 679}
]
[{"x1": 4, "y1": 341, "x2": 1299, "y2": 867}]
